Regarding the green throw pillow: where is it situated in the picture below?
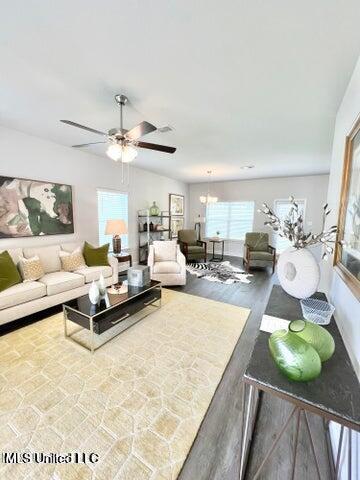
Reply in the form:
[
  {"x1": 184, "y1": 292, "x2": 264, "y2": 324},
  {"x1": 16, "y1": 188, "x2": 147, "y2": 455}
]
[
  {"x1": 0, "y1": 250, "x2": 22, "y2": 292},
  {"x1": 83, "y1": 242, "x2": 109, "y2": 267}
]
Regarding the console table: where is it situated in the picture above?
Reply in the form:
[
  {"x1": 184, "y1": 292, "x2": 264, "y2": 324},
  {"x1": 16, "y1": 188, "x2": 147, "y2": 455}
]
[{"x1": 239, "y1": 285, "x2": 360, "y2": 480}]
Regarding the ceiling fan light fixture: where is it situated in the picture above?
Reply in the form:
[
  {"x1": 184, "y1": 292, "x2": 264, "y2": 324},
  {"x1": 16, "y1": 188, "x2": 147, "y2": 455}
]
[
  {"x1": 107, "y1": 143, "x2": 122, "y2": 161},
  {"x1": 121, "y1": 145, "x2": 138, "y2": 163}
]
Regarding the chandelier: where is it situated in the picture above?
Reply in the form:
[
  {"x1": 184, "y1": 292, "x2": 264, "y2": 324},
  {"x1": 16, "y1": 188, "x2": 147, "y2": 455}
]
[{"x1": 199, "y1": 170, "x2": 218, "y2": 204}]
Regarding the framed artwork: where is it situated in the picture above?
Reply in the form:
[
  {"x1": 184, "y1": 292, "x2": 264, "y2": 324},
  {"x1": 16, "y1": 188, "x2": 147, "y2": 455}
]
[
  {"x1": 0, "y1": 176, "x2": 74, "y2": 238},
  {"x1": 171, "y1": 217, "x2": 184, "y2": 238},
  {"x1": 334, "y1": 116, "x2": 360, "y2": 299},
  {"x1": 169, "y1": 193, "x2": 184, "y2": 216}
]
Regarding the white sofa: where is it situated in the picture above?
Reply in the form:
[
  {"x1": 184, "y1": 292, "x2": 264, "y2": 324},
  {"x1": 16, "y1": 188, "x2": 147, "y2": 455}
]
[
  {"x1": 148, "y1": 241, "x2": 186, "y2": 286},
  {"x1": 0, "y1": 242, "x2": 118, "y2": 325}
]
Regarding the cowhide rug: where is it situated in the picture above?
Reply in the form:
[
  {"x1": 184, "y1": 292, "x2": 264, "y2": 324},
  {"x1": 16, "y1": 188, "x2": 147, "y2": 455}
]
[{"x1": 186, "y1": 261, "x2": 252, "y2": 284}]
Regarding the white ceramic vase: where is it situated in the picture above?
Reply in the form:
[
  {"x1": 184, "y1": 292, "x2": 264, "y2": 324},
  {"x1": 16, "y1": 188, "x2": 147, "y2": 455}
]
[
  {"x1": 98, "y1": 274, "x2": 106, "y2": 297},
  {"x1": 89, "y1": 280, "x2": 100, "y2": 305},
  {"x1": 277, "y1": 247, "x2": 320, "y2": 299}
]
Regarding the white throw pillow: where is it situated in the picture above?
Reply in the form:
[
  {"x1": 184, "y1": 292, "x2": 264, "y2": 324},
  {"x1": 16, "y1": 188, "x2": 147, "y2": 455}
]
[
  {"x1": 59, "y1": 247, "x2": 86, "y2": 272},
  {"x1": 153, "y1": 241, "x2": 177, "y2": 262},
  {"x1": 18, "y1": 255, "x2": 45, "y2": 282}
]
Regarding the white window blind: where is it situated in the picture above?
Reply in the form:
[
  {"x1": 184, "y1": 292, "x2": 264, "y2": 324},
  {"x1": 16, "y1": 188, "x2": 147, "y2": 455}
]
[
  {"x1": 274, "y1": 199, "x2": 306, "y2": 252},
  {"x1": 205, "y1": 202, "x2": 255, "y2": 240},
  {"x1": 97, "y1": 190, "x2": 129, "y2": 248}
]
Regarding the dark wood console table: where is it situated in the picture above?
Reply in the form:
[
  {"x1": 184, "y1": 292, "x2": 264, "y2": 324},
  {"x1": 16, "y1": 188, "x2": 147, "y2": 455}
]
[{"x1": 239, "y1": 285, "x2": 360, "y2": 480}]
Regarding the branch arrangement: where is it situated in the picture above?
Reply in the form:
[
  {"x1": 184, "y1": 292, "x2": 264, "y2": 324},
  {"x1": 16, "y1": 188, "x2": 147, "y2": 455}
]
[{"x1": 257, "y1": 196, "x2": 338, "y2": 259}]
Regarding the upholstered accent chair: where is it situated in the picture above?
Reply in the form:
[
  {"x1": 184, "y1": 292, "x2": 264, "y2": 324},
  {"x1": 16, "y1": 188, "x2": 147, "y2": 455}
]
[
  {"x1": 178, "y1": 230, "x2": 207, "y2": 263},
  {"x1": 148, "y1": 241, "x2": 186, "y2": 286},
  {"x1": 243, "y1": 232, "x2": 276, "y2": 273}
]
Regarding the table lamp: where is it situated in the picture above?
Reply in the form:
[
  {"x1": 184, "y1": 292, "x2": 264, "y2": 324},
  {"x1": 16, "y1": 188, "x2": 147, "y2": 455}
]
[{"x1": 105, "y1": 219, "x2": 127, "y2": 254}]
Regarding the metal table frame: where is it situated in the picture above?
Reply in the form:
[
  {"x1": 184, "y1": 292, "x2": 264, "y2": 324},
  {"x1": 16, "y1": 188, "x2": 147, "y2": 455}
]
[{"x1": 209, "y1": 238, "x2": 225, "y2": 262}]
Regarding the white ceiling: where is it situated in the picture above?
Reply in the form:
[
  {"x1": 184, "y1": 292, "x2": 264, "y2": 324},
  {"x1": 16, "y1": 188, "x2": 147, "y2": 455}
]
[{"x1": 1, "y1": 1, "x2": 360, "y2": 183}]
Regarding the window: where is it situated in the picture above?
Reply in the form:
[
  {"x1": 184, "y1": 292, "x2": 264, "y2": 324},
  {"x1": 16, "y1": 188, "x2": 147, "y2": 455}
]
[
  {"x1": 274, "y1": 199, "x2": 306, "y2": 252},
  {"x1": 205, "y1": 201, "x2": 255, "y2": 240},
  {"x1": 97, "y1": 189, "x2": 129, "y2": 248}
]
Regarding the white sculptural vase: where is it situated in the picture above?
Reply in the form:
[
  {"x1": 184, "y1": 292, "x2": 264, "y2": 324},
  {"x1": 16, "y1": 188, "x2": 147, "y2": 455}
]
[
  {"x1": 277, "y1": 247, "x2": 320, "y2": 299},
  {"x1": 89, "y1": 280, "x2": 100, "y2": 305},
  {"x1": 97, "y1": 274, "x2": 107, "y2": 298}
]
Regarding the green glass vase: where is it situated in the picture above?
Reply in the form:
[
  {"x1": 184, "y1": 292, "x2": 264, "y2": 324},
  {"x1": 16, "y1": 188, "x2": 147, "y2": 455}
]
[
  {"x1": 289, "y1": 320, "x2": 335, "y2": 362},
  {"x1": 149, "y1": 201, "x2": 160, "y2": 216},
  {"x1": 269, "y1": 329, "x2": 322, "y2": 382}
]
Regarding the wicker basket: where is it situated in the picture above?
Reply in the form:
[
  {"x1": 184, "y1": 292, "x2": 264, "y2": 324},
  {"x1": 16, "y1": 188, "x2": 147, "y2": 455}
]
[{"x1": 300, "y1": 298, "x2": 335, "y2": 325}]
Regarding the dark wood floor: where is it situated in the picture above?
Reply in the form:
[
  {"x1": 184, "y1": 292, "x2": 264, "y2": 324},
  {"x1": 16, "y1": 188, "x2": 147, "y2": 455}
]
[{"x1": 172, "y1": 256, "x2": 331, "y2": 480}]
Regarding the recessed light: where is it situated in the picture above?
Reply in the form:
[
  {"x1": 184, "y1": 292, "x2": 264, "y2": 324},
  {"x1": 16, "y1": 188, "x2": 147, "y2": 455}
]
[{"x1": 240, "y1": 165, "x2": 255, "y2": 170}]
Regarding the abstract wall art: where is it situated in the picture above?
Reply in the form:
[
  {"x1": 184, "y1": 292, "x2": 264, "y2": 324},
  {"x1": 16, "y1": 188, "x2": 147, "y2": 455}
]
[{"x1": 0, "y1": 176, "x2": 74, "y2": 238}]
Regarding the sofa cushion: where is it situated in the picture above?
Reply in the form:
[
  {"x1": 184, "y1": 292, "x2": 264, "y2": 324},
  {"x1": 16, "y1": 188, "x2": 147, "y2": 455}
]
[
  {"x1": 23, "y1": 245, "x2": 61, "y2": 273},
  {"x1": 0, "y1": 251, "x2": 22, "y2": 292},
  {"x1": 39, "y1": 271, "x2": 84, "y2": 296},
  {"x1": 18, "y1": 256, "x2": 45, "y2": 282},
  {"x1": 83, "y1": 242, "x2": 109, "y2": 267},
  {"x1": 75, "y1": 266, "x2": 113, "y2": 283},
  {"x1": 61, "y1": 242, "x2": 84, "y2": 253},
  {"x1": 153, "y1": 261, "x2": 181, "y2": 274},
  {"x1": 59, "y1": 248, "x2": 86, "y2": 272},
  {"x1": 0, "y1": 281, "x2": 46, "y2": 310},
  {"x1": 249, "y1": 251, "x2": 273, "y2": 261},
  {"x1": 153, "y1": 241, "x2": 177, "y2": 262},
  {"x1": 1, "y1": 248, "x2": 23, "y2": 266}
]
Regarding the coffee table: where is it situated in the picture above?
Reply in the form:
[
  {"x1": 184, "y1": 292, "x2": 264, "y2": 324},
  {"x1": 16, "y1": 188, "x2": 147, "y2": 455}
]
[{"x1": 63, "y1": 280, "x2": 161, "y2": 353}]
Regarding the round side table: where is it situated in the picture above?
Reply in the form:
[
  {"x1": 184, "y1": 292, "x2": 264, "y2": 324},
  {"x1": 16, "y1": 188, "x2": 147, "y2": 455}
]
[{"x1": 113, "y1": 253, "x2": 132, "y2": 277}]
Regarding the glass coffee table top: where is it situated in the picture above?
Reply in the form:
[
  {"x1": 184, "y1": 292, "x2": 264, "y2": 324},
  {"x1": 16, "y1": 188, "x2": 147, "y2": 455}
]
[{"x1": 63, "y1": 280, "x2": 161, "y2": 317}]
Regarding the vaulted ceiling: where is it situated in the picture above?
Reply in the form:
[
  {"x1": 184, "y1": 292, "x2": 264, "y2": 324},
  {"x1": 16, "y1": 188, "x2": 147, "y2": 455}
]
[{"x1": 1, "y1": 1, "x2": 360, "y2": 182}]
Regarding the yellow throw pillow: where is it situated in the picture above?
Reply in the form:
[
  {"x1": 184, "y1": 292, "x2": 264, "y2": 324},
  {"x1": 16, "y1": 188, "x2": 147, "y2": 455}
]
[
  {"x1": 59, "y1": 247, "x2": 86, "y2": 272},
  {"x1": 19, "y1": 256, "x2": 45, "y2": 282}
]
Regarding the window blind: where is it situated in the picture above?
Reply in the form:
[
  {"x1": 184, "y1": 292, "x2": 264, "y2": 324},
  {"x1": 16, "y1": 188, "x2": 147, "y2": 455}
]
[
  {"x1": 97, "y1": 190, "x2": 129, "y2": 248},
  {"x1": 274, "y1": 199, "x2": 306, "y2": 252},
  {"x1": 205, "y1": 201, "x2": 255, "y2": 240}
]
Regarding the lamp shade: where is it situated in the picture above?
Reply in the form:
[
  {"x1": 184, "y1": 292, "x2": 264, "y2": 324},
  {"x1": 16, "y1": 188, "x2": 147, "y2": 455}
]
[{"x1": 105, "y1": 219, "x2": 127, "y2": 235}]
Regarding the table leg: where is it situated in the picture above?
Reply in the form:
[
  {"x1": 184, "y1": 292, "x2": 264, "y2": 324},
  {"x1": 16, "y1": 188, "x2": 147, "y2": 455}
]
[
  {"x1": 290, "y1": 408, "x2": 301, "y2": 480},
  {"x1": 90, "y1": 317, "x2": 94, "y2": 354},
  {"x1": 239, "y1": 383, "x2": 255, "y2": 480},
  {"x1": 303, "y1": 411, "x2": 322, "y2": 480},
  {"x1": 252, "y1": 406, "x2": 298, "y2": 480},
  {"x1": 63, "y1": 306, "x2": 68, "y2": 337},
  {"x1": 348, "y1": 428, "x2": 352, "y2": 480},
  {"x1": 335, "y1": 425, "x2": 344, "y2": 479},
  {"x1": 221, "y1": 241, "x2": 224, "y2": 260}
]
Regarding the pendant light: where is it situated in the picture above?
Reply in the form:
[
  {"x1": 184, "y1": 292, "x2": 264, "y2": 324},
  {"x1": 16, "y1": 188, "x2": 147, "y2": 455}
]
[{"x1": 200, "y1": 170, "x2": 218, "y2": 204}]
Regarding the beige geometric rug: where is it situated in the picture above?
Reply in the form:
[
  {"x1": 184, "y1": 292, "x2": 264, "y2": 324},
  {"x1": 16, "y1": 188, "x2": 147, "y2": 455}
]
[{"x1": 0, "y1": 289, "x2": 250, "y2": 480}]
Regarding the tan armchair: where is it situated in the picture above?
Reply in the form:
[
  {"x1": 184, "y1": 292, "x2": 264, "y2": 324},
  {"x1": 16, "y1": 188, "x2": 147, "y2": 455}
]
[
  {"x1": 243, "y1": 232, "x2": 276, "y2": 273},
  {"x1": 178, "y1": 230, "x2": 207, "y2": 263}
]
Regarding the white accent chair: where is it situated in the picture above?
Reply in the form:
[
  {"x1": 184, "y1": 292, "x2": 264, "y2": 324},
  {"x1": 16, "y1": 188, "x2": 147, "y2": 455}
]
[{"x1": 148, "y1": 241, "x2": 186, "y2": 286}]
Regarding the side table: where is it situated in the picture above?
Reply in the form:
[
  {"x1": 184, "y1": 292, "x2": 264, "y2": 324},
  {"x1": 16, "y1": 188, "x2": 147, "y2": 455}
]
[
  {"x1": 113, "y1": 252, "x2": 132, "y2": 276},
  {"x1": 209, "y1": 238, "x2": 225, "y2": 262}
]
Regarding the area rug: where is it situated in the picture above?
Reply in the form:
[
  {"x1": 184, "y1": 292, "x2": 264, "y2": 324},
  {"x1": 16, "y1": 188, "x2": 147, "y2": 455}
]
[
  {"x1": 0, "y1": 289, "x2": 250, "y2": 480},
  {"x1": 186, "y1": 261, "x2": 252, "y2": 284}
]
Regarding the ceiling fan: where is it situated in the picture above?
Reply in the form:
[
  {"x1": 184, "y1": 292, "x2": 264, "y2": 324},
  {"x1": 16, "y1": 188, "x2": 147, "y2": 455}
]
[{"x1": 60, "y1": 94, "x2": 176, "y2": 163}]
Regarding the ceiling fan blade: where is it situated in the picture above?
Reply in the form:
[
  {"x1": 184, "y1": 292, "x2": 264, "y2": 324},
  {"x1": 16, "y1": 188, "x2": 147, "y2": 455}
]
[
  {"x1": 137, "y1": 141, "x2": 176, "y2": 154},
  {"x1": 72, "y1": 142, "x2": 107, "y2": 148},
  {"x1": 125, "y1": 121, "x2": 157, "y2": 141},
  {"x1": 60, "y1": 120, "x2": 107, "y2": 136}
]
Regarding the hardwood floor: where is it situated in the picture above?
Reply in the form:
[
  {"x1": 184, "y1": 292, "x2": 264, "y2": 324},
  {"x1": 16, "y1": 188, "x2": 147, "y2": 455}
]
[{"x1": 173, "y1": 256, "x2": 331, "y2": 480}]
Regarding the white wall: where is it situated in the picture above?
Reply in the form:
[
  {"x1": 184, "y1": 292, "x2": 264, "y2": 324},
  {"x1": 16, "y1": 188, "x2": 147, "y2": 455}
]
[
  {"x1": 0, "y1": 126, "x2": 189, "y2": 262},
  {"x1": 189, "y1": 174, "x2": 329, "y2": 259},
  {"x1": 323, "y1": 56, "x2": 360, "y2": 479}
]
